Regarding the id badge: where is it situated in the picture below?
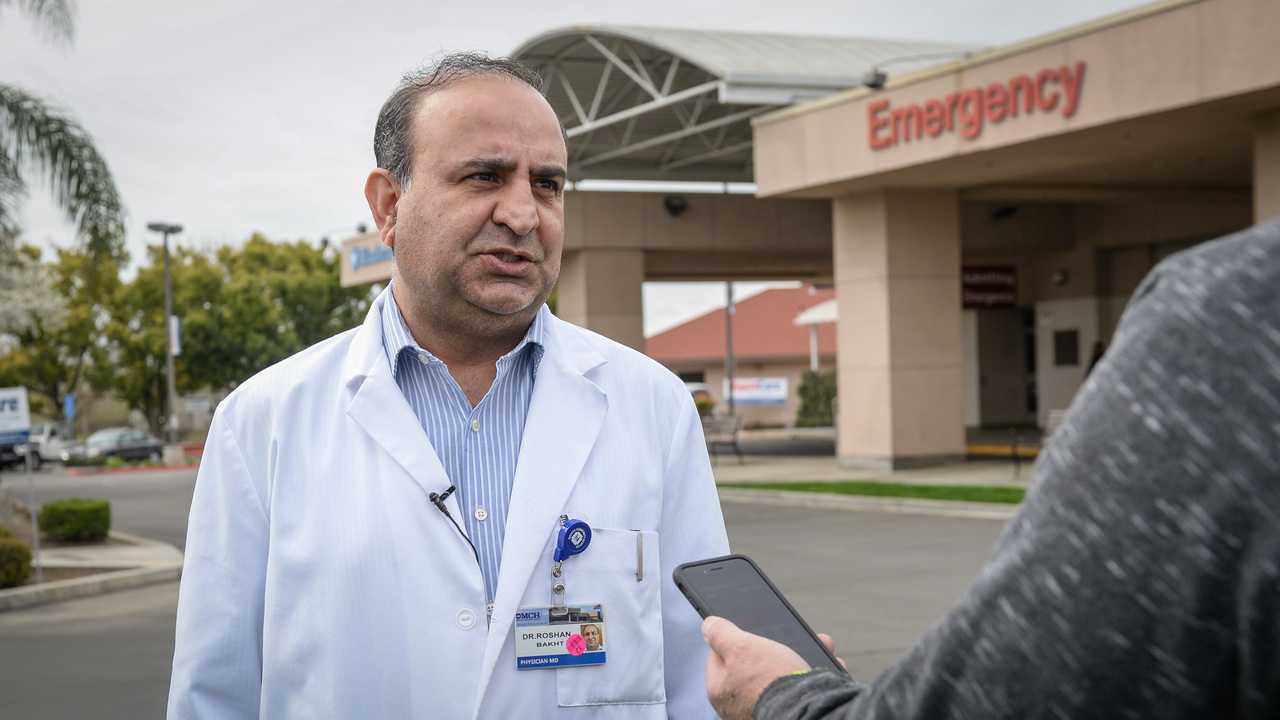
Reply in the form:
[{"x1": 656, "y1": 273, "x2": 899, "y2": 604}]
[{"x1": 514, "y1": 604, "x2": 607, "y2": 670}]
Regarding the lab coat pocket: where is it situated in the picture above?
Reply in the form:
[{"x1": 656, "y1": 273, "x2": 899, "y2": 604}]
[{"x1": 556, "y1": 527, "x2": 664, "y2": 707}]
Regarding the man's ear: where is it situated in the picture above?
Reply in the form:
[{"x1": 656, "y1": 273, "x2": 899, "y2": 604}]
[{"x1": 365, "y1": 168, "x2": 401, "y2": 248}]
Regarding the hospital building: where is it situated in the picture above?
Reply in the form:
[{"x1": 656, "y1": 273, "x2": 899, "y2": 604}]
[{"x1": 342, "y1": 0, "x2": 1280, "y2": 469}]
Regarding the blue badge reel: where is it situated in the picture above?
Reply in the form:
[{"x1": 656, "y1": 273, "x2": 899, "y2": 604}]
[{"x1": 555, "y1": 519, "x2": 592, "y2": 562}]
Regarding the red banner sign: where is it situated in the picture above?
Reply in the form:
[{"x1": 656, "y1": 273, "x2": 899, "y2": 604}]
[
  {"x1": 870, "y1": 62, "x2": 1085, "y2": 149},
  {"x1": 962, "y1": 266, "x2": 1018, "y2": 308}
]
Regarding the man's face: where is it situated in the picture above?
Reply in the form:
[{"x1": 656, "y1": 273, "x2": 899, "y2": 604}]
[
  {"x1": 582, "y1": 624, "x2": 601, "y2": 651},
  {"x1": 383, "y1": 75, "x2": 567, "y2": 343}
]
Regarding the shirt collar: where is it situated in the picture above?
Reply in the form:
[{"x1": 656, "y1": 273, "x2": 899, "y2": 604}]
[{"x1": 381, "y1": 286, "x2": 547, "y2": 378}]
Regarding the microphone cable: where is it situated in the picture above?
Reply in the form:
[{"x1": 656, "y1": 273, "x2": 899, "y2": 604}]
[{"x1": 428, "y1": 485, "x2": 480, "y2": 566}]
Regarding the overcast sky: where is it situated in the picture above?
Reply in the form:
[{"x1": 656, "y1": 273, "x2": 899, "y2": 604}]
[{"x1": 2, "y1": 0, "x2": 1152, "y2": 335}]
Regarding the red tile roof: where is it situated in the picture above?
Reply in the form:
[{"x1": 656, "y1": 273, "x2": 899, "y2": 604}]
[{"x1": 645, "y1": 285, "x2": 837, "y2": 364}]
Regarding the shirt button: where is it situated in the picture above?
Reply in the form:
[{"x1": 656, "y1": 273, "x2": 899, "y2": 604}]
[
  {"x1": 475, "y1": 507, "x2": 488, "y2": 522},
  {"x1": 455, "y1": 607, "x2": 477, "y2": 629},
  {"x1": 486, "y1": 603, "x2": 494, "y2": 618},
  {"x1": 417, "y1": 352, "x2": 429, "y2": 364},
  {"x1": 470, "y1": 419, "x2": 480, "y2": 432}
]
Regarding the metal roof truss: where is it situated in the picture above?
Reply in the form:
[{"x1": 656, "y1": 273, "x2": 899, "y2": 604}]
[{"x1": 534, "y1": 34, "x2": 775, "y2": 182}]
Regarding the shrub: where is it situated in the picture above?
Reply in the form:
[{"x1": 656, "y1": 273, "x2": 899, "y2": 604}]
[
  {"x1": 795, "y1": 369, "x2": 837, "y2": 427},
  {"x1": 103, "y1": 455, "x2": 125, "y2": 469},
  {"x1": 694, "y1": 396, "x2": 715, "y2": 417},
  {"x1": 0, "y1": 522, "x2": 14, "y2": 539},
  {"x1": 0, "y1": 536, "x2": 33, "y2": 588},
  {"x1": 63, "y1": 455, "x2": 107, "y2": 468},
  {"x1": 40, "y1": 498, "x2": 111, "y2": 542}
]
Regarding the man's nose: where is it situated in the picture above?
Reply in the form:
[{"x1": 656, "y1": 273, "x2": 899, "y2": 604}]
[{"x1": 492, "y1": 182, "x2": 540, "y2": 236}]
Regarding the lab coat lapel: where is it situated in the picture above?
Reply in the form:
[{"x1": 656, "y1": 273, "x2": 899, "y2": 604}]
[
  {"x1": 475, "y1": 315, "x2": 607, "y2": 709},
  {"x1": 343, "y1": 290, "x2": 453, "y2": 500}
]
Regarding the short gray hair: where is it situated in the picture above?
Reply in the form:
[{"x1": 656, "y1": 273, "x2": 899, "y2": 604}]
[{"x1": 373, "y1": 52, "x2": 564, "y2": 188}]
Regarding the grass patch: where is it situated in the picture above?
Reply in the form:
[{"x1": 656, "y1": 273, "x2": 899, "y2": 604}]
[{"x1": 719, "y1": 481, "x2": 1025, "y2": 504}]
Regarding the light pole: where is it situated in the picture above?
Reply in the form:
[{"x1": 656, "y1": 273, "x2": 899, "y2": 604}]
[
  {"x1": 147, "y1": 222, "x2": 183, "y2": 445},
  {"x1": 725, "y1": 281, "x2": 736, "y2": 417}
]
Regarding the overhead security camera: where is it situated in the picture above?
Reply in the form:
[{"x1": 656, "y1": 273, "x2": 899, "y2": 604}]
[{"x1": 664, "y1": 195, "x2": 689, "y2": 217}]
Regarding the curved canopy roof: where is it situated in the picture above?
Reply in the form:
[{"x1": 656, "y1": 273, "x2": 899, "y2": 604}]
[{"x1": 513, "y1": 26, "x2": 981, "y2": 182}]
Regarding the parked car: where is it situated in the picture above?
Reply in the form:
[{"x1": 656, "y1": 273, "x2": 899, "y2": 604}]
[
  {"x1": 63, "y1": 427, "x2": 164, "y2": 463},
  {"x1": 16, "y1": 422, "x2": 76, "y2": 469},
  {"x1": 0, "y1": 442, "x2": 19, "y2": 470}
]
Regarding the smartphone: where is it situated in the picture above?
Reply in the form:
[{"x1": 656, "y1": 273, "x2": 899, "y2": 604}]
[{"x1": 673, "y1": 554, "x2": 846, "y2": 673}]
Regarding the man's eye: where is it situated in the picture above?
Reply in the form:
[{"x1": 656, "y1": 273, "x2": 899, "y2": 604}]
[
  {"x1": 535, "y1": 180, "x2": 561, "y2": 192},
  {"x1": 470, "y1": 172, "x2": 497, "y2": 182}
]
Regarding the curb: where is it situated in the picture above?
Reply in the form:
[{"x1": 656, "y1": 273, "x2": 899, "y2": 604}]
[
  {"x1": 717, "y1": 487, "x2": 1019, "y2": 520},
  {"x1": 67, "y1": 462, "x2": 198, "y2": 477},
  {"x1": 966, "y1": 444, "x2": 1039, "y2": 459},
  {"x1": 0, "y1": 563, "x2": 183, "y2": 613}
]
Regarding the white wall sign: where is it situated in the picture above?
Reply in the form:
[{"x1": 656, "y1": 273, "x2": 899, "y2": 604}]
[
  {"x1": 726, "y1": 377, "x2": 789, "y2": 405},
  {"x1": 0, "y1": 386, "x2": 32, "y2": 445}
]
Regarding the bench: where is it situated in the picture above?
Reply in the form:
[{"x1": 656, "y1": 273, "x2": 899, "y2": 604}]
[{"x1": 702, "y1": 415, "x2": 744, "y2": 464}]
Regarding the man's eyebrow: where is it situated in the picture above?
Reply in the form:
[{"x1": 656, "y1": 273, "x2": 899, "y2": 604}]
[
  {"x1": 455, "y1": 158, "x2": 567, "y2": 182},
  {"x1": 457, "y1": 157, "x2": 517, "y2": 174},
  {"x1": 532, "y1": 164, "x2": 568, "y2": 181}
]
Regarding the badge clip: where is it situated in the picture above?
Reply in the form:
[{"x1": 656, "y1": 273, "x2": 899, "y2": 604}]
[{"x1": 552, "y1": 515, "x2": 591, "y2": 596}]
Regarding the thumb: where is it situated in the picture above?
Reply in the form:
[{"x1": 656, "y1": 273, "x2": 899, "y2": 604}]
[{"x1": 702, "y1": 615, "x2": 740, "y2": 653}]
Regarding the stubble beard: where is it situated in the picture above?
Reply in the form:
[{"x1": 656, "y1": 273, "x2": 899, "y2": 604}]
[{"x1": 393, "y1": 258, "x2": 555, "y2": 355}]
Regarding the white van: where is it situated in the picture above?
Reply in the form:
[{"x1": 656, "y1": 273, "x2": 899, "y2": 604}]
[{"x1": 19, "y1": 422, "x2": 76, "y2": 469}]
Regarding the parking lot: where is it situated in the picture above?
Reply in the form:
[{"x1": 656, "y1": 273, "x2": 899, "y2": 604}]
[{"x1": 0, "y1": 463, "x2": 1006, "y2": 717}]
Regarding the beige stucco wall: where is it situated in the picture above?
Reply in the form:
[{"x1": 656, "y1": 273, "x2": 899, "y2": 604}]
[
  {"x1": 754, "y1": 0, "x2": 1280, "y2": 199},
  {"x1": 1256, "y1": 111, "x2": 1280, "y2": 222},
  {"x1": 834, "y1": 189, "x2": 965, "y2": 467},
  {"x1": 565, "y1": 192, "x2": 831, "y2": 252}
]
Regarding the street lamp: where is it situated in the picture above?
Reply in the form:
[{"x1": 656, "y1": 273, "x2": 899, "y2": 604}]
[{"x1": 147, "y1": 222, "x2": 183, "y2": 446}]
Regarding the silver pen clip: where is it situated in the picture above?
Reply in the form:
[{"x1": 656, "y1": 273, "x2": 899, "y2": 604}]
[{"x1": 635, "y1": 531, "x2": 644, "y2": 581}]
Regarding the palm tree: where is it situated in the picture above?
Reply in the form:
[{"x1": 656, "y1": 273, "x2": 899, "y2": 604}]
[{"x1": 1, "y1": 0, "x2": 125, "y2": 257}]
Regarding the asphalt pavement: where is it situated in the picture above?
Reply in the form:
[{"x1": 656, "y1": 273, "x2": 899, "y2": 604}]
[
  {"x1": 0, "y1": 450, "x2": 1015, "y2": 717},
  {"x1": 3, "y1": 465, "x2": 198, "y2": 549},
  {"x1": 0, "y1": 581, "x2": 180, "y2": 719}
]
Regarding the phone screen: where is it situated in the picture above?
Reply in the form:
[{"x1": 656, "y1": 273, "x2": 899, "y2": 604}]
[{"x1": 675, "y1": 555, "x2": 844, "y2": 672}]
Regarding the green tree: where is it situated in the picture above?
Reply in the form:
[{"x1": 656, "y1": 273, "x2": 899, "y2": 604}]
[
  {"x1": 90, "y1": 245, "x2": 212, "y2": 434},
  {"x1": 92, "y1": 235, "x2": 372, "y2": 436},
  {"x1": 1, "y1": 0, "x2": 125, "y2": 259},
  {"x1": 216, "y1": 234, "x2": 370, "y2": 349}
]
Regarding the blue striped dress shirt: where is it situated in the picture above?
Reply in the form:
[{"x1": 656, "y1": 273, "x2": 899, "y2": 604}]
[{"x1": 381, "y1": 291, "x2": 545, "y2": 607}]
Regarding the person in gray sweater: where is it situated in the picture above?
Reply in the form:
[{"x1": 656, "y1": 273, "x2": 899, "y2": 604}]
[{"x1": 703, "y1": 217, "x2": 1280, "y2": 720}]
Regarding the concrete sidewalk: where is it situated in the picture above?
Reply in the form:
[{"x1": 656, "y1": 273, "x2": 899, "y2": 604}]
[
  {"x1": 712, "y1": 453, "x2": 1035, "y2": 522},
  {"x1": 713, "y1": 455, "x2": 1035, "y2": 488},
  {"x1": 0, "y1": 531, "x2": 183, "y2": 612}
]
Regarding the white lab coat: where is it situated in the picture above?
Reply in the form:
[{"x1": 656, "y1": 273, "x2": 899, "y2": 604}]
[{"x1": 168, "y1": 291, "x2": 729, "y2": 719}]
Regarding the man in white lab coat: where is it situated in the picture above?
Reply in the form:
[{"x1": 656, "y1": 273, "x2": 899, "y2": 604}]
[{"x1": 168, "y1": 53, "x2": 729, "y2": 719}]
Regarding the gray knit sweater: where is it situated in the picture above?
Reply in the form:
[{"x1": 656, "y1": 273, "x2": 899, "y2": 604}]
[{"x1": 755, "y1": 220, "x2": 1280, "y2": 720}]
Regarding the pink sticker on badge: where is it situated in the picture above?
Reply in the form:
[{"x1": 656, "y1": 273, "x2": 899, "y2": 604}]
[{"x1": 565, "y1": 634, "x2": 586, "y2": 656}]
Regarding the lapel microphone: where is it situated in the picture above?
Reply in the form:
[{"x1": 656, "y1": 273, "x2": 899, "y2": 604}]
[
  {"x1": 429, "y1": 484, "x2": 456, "y2": 512},
  {"x1": 429, "y1": 485, "x2": 479, "y2": 565}
]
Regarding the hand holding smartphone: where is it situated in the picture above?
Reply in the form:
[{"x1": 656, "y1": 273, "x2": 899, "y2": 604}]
[{"x1": 674, "y1": 554, "x2": 846, "y2": 673}]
